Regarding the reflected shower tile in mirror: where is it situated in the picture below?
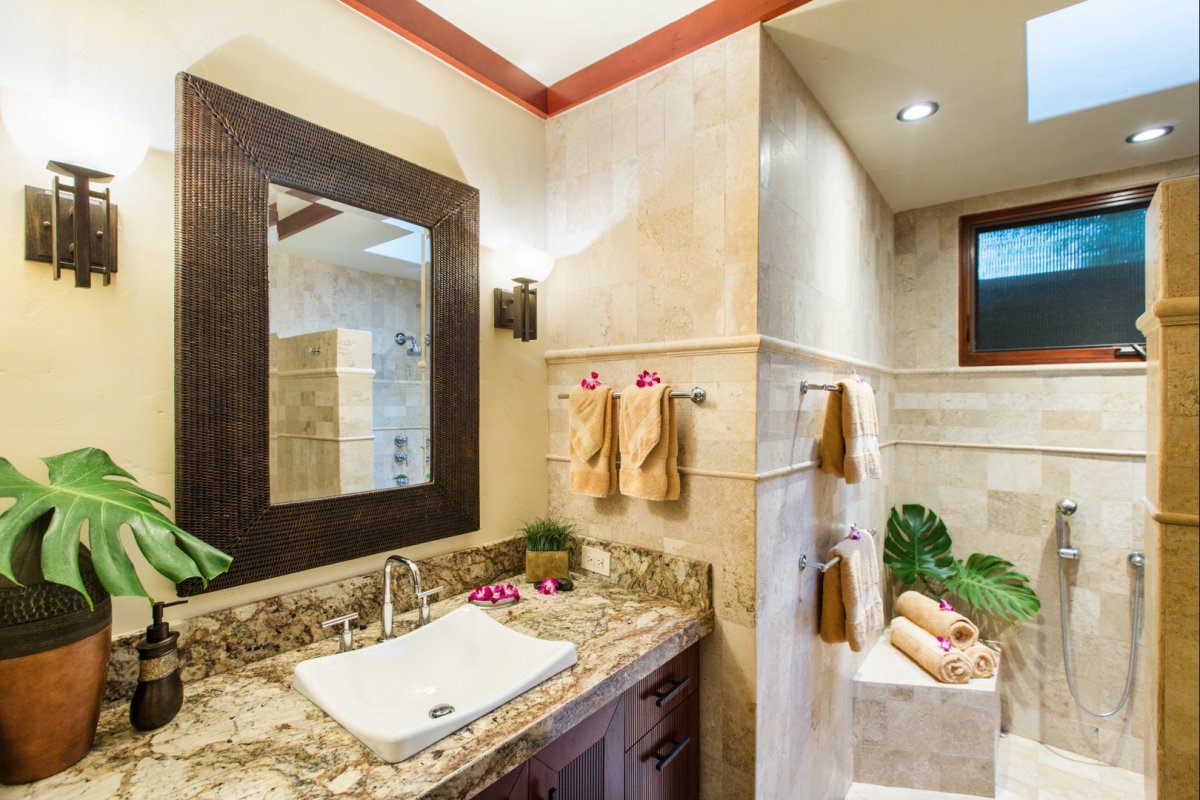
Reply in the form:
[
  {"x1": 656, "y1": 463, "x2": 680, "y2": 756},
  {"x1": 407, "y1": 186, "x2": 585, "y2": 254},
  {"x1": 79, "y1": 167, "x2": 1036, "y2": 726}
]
[{"x1": 267, "y1": 184, "x2": 433, "y2": 502}]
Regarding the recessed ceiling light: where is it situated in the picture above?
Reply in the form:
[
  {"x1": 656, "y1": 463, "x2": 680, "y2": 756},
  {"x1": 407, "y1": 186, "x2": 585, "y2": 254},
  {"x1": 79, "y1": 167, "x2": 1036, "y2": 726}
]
[
  {"x1": 897, "y1": 101, "x2": 939, "y2": 122},
  {"x1": 1126, "y1": 126, "x2": 1174, "y2": 143}
]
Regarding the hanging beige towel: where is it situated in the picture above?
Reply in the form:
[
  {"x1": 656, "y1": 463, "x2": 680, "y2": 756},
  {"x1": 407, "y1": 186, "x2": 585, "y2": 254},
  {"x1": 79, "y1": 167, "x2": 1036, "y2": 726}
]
[
  {"x1": 890, "y1": 616, "x2": 973, "y2": 684},
  {"x1": 895, "y1": 590, "x2": 979, "y2": 650},
  {"x1": 818, "y1": 533, "x2": 884, "y2": 652},
  {"x1": 568, "y1": 386, "x2": 616, "y2": 497},
  {"x1": 965, "y1": 642, "x2": 999, "y2": 679},
  {"x1": 618, "y1": 383, "x2": 679, "y2": 501},
  {"x1": 818, "y1": 380, "x2": 881, "y2": 484}
]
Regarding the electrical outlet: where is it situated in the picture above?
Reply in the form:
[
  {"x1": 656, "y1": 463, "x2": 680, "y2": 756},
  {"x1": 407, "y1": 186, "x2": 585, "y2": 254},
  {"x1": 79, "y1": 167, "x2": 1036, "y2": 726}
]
[{"x1": 581, "y1": 545, "x2": 611, "y2": 576}]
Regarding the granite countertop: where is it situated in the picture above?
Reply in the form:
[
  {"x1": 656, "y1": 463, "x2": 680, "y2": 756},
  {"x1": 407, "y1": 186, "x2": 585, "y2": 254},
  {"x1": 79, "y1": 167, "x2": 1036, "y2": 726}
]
[{"x1": 1, "y1": 575, "x2": 713, "y2": 800}]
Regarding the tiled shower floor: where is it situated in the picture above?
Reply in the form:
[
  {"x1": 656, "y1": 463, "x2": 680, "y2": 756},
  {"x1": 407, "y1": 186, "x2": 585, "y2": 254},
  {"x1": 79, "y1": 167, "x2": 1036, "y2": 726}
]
[{"x1": 845, "y1": 733, "x2": 1144, "y2": 800}]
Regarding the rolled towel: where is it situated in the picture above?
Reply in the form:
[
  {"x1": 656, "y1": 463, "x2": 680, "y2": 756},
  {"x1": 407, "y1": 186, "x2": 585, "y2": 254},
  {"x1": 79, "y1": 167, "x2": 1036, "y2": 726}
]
[
  {"x1": 890, "y1": 616, "x2": 973, "y2": 684},
  {"x1": 965, "y1": 642, "x2": 999, "y2": 679},
  {"x1": 895, "y1": 590, "x2": 979, "y2": 650}
]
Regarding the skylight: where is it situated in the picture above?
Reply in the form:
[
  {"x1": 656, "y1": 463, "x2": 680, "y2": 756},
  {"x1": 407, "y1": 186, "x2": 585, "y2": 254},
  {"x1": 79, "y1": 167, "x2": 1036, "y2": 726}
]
[{"x1": 1026, "y1": 0, "x2": 1199, "y2": 122}]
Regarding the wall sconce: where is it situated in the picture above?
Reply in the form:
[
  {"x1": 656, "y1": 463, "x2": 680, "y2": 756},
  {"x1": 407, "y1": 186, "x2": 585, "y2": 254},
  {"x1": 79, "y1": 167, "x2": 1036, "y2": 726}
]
[
  {"x1": 493, "y1": 245, "x2": 553, "y2": 342},
  {"x1": 1, "y1": 88, "x2": 149, "y2": 288}
]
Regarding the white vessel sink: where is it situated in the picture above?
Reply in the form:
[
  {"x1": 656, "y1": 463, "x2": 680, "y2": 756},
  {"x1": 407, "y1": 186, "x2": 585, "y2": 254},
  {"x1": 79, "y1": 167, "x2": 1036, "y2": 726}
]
[{"x1": 292, "y1": 604, "x2": 577, "y2": 762}]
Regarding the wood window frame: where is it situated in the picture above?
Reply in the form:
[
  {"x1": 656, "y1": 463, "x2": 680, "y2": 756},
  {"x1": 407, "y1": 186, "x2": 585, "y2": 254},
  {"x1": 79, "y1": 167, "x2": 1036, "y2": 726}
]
[{"x1": 958, "y1": 183, "x2": 1158, "y2": 367}]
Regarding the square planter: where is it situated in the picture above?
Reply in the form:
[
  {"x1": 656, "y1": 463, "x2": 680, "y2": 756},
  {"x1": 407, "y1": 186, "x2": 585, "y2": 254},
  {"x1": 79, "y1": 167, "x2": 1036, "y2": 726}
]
[{"x1": 525, "y1": 550, "x2": 569, "y2": 583}]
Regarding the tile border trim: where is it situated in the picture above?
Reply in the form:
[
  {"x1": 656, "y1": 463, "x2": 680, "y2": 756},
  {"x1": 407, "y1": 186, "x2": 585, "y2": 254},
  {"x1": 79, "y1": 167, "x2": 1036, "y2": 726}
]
[{"x1": 1143, "y1": 497, "x2": 1200, "y2": 528}]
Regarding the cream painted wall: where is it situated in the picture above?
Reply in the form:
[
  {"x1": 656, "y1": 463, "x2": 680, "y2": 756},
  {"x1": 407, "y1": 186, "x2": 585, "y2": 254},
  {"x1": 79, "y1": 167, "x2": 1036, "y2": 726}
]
[{"x1": 0, "y1": 0, "x2": 548, "y2": 636}]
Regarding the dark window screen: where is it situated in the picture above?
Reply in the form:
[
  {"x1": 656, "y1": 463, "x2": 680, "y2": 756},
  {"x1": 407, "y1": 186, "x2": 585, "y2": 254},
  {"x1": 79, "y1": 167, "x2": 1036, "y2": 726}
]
[{"x1": 973, "y1": 205, "x2": 1148, "y2": 352}]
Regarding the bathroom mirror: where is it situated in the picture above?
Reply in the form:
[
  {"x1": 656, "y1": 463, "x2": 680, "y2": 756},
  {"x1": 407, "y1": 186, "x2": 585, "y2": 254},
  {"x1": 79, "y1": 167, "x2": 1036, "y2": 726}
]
[
  {"x1": 175, "y1": 74, "x2": 479, "y2": 594},
  {"x1": 267, "y1": 184, "x2": 433, "y2": 501}
]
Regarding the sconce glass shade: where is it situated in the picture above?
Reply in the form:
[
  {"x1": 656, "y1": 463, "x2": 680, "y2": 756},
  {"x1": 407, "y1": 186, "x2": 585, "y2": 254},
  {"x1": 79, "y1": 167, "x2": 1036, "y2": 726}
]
[
  {"x1": 0, "y1": 87, "x2": 150, "y2": 179},
  {"x1": 502, "y1": 243, "x2": 554, "y2": 283}
]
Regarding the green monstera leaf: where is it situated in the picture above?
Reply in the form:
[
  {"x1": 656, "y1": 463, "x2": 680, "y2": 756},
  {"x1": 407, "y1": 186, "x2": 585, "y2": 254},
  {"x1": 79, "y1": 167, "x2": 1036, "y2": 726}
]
[
  {"x1": 883, "y1": 504, "x2": 956, "y2": 586},
  {"x1": 945, "y1": 554, "x2": 1041, "y2": 623},
  {"x1": 0, "y1": 448, "x2": 232, "y2": 606}
]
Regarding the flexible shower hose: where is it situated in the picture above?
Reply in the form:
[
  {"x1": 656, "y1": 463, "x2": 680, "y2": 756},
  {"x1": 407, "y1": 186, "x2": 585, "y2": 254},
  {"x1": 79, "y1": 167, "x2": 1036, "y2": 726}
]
[{"x1": 1058, "y1": 553, "x2": 1144, "y2": 717}]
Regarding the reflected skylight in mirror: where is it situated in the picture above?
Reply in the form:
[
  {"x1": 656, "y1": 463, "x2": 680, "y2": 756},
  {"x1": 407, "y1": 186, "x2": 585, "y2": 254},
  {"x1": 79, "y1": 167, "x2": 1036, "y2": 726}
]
[{"x1": 1026, "y1": 0, "x2": 1199, "y2": 122}]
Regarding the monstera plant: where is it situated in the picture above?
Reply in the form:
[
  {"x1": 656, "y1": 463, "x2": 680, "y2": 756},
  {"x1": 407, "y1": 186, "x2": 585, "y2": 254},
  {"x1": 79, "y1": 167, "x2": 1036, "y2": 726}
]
[
  {"x1": 884, "y1": 504, "x2": 1039, "y2": 623},
  {"x1": 0, "y1": 448, "x2": 232, "y2": 784}
]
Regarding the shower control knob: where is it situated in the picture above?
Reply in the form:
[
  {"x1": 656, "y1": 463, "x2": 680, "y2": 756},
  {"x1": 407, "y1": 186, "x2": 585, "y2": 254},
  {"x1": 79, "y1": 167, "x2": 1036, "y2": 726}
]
[{"x1": 1058, "y1": 546, "x2": 1080, "y2": 560}]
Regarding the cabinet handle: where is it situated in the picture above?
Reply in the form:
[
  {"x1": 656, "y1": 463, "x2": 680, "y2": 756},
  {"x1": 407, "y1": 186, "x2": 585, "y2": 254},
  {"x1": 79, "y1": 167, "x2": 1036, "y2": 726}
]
[
  {"x1": 651, "y1": 676, "x2": 689, "y2": 707},
  {"x1": 548, "y1": 789, "x2": 557, "y2": 800},
  {"x1": 654, "y1": 736, "x2": 691, "y2": 772}
]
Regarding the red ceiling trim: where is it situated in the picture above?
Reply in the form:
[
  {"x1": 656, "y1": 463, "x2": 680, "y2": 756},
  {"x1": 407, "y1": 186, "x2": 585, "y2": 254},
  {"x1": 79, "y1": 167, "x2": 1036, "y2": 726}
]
[
  {"x1": 546, "y1": 0, "x2": 813, "y2": 115},
  {"x1": 341, "y1": 0, "x2": 811, "y2": 119},
  {"x1": 340, "y1": 0, "x2": 549, "y2": 118}
]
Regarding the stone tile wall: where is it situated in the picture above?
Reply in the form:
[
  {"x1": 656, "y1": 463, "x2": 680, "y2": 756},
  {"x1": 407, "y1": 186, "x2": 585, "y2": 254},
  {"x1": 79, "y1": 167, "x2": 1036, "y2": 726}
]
[
  {"x1": 1140, "y1": 176, "x2": 1199, "y2": 800},
  {"x1": 542, "y1": 26, "x2": 764, "y2": 799},
  {"x1": 753, "y1": 34, "x2": 896, "y2": 800}
]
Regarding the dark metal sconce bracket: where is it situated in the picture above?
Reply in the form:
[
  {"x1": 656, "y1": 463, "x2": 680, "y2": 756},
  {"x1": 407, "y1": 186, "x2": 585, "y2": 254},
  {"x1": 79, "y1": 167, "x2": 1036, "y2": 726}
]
[
  {"x1": 493, "y1": 281, "x2": 538, "y2": 341},
  {"x1": 23, "y1": 162, "x2": 118, "y2": 288}
]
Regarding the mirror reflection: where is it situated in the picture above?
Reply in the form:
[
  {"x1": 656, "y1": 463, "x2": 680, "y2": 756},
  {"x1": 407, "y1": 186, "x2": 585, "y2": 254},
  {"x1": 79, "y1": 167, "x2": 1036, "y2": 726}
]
[{"x1": 267, "y1": 184, "x2": 432, "y2": 503}]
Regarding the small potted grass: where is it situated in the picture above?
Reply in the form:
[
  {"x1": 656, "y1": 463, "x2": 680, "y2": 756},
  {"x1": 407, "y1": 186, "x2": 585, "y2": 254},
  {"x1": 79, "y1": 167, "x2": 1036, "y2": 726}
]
[{"x1": 521, "y1": 517, "x2": 574, "y2": 583}]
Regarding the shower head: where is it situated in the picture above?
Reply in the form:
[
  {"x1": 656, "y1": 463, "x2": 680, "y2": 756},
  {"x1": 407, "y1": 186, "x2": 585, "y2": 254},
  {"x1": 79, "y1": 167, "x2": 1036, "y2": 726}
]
[{"x1": 1056, "y1": 498, "x2": 1078, "y2": 516}]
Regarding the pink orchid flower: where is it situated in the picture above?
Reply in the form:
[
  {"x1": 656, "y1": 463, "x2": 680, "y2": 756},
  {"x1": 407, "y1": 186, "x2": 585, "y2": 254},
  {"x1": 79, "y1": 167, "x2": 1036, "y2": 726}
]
[
  {"x1": 537, "y1": 577, "x2": 559, "y2": 595},
  {"x1": 939, "y1": 599, "x2": 954, "y2": 612},
  {"x1": 580, "y1": 371, "x2": 602, "y2": 390},
  {"x1": 635, "y1": 369, "x2": 661, "y2": 388},
  {"x1": 936, "y1": 636, "x2": 953, "y2": 653}
]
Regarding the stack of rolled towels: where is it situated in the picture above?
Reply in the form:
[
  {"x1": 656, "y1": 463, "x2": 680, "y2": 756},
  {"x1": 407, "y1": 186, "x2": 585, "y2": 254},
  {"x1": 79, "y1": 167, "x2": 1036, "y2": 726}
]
[{"x1": 890, "y1": 591, "x2": 998, "y2": 685}]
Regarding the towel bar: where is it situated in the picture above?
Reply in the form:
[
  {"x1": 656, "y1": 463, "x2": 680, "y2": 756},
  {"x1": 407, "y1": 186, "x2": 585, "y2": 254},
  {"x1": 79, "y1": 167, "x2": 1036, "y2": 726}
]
[
  {"x1": 798, "y1": 525, "x2": 878, "y2": 573},
  {"x1": 556, "y1": 386, "x2": 707, "y2": 404},
  {"x1": 799, "y1": 379, "x2": 842, "y2": 395}
]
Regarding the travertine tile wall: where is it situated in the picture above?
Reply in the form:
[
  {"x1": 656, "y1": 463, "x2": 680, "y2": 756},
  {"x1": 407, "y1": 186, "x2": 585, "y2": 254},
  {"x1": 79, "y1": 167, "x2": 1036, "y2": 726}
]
[
  {"x1": 890, "y1": 159, "x2": 1198, "y2": 772},
  {"x1": 1140, "y1": 176, "x2": 1199, "y2": 800},
  {"x1": 543, "y1": 26, "x2": 763, "y2": 800},
  {"x1": 268, "y1": 250, "x2": 432, "y2": 490},
  {"x1": 270, "y1": 328, "x2": 374, "y2": 502},
  {"x1": 754, "y1": 35, "x2": 895, "y2": 800}
]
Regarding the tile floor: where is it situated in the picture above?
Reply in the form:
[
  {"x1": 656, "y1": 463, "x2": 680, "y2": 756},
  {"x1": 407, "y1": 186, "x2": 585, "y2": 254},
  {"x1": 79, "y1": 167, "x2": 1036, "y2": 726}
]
[{"x1": 846, "y1": 732, "x2": 1144, "y2": 800}]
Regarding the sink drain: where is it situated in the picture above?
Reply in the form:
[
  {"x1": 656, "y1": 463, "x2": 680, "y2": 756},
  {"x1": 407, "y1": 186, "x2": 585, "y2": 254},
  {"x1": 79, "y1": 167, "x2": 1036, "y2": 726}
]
[{"x1": 429, "y1": 704, "x2": 454, "y2": 719}]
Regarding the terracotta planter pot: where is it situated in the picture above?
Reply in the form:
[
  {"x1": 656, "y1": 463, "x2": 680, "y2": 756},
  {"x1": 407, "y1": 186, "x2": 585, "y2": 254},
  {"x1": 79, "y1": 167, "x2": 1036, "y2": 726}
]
[
  {"x1": 0, "y1": 533, "x2": 111, "y2": 785},
  {"x1": 525, "y1": 550, "x2": 569, "y2": 583}
]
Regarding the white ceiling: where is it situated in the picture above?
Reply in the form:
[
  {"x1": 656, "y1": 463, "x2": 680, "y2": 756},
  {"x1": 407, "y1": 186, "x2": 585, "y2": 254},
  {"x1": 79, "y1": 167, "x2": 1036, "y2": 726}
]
[
  {"x1": 765, "y1": 0, "x2": 1199, "y2": 210},
  {"x1": 418, "y1": 0, "x2": 711, "y2": 85}
]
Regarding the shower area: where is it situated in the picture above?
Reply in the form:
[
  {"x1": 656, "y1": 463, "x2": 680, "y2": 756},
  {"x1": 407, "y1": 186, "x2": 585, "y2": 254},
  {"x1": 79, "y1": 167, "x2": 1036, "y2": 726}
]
[{"x1": 882, "y1": 175, "x2": 1198, "y2": 797}]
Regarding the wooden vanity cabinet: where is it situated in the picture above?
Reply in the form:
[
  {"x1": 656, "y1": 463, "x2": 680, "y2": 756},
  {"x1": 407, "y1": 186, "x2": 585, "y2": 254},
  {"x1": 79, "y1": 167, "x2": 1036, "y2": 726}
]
[{"x1": 471, "y1": 643, "x2": 700, "y2": 800}]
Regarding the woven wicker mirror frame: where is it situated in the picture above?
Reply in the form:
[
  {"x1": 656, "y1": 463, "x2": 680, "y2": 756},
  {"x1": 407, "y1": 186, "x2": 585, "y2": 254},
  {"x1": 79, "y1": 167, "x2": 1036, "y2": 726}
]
[{"x1": 174, "y1": 73, "x2": 479, "y2": 595}]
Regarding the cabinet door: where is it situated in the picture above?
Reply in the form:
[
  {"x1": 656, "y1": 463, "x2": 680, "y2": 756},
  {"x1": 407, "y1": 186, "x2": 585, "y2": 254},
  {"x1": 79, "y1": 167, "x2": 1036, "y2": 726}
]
[
  {"x1": 624, "y1": 691, "x2": 699, "y2": 800},
  {"x1": 528, "y1": 695, "x2": 624, "y2": 800},
  {"x1": 471, "y1": 761, "x2": 529, "y2": 800}
]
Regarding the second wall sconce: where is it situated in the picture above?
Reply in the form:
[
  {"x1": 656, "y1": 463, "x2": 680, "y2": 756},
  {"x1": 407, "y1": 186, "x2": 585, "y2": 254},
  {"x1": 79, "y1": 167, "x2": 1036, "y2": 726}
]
[
  {"x1": 2, "y1": 88, "x2": 149, "y2": 288},
  {"x1": 493, "y1": 244, "x2": 553, "y2": 342}
]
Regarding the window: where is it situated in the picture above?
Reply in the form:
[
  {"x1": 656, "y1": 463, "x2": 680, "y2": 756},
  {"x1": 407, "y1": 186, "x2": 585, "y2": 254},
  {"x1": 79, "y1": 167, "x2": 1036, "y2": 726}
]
[{"x1": 958, "y1": 184, "x2": 1156, "y2": 366}]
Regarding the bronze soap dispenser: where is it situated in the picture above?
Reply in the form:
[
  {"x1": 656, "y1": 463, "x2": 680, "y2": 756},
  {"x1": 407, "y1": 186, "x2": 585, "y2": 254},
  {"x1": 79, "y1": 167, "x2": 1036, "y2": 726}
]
[{"x1": 130, "y1": 599, "x2": 187, "y2": 731}]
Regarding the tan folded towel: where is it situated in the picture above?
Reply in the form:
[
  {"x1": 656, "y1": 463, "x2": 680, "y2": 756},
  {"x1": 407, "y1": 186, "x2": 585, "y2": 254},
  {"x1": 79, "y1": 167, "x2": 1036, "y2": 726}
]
[
  {"x1": 568, "y1": 386, "x2": 616, "y2": 497},
  {"x1": 818, "y1": 379, "x2": 881, "y2": 484},
  {"x1": 895, "y1": 590, "x2": 979, "y2": 650},
  {"x1": 890, "y1": 616, "x2": 973, "y2": 684},
  {"x1": 965, "y1": 642, "x2": 999, "y2": 679},
  {"x1": 818, "y1": 533, "x2": 884, "y2": 652},
  {"x1": 618, "y1": 383, "x2": 679, "y2": 501}
]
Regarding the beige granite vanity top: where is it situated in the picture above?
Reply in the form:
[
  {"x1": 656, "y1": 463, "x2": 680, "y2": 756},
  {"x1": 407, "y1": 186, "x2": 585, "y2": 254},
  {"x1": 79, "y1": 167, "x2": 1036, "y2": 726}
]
[{"x1": 1, "y1": 575, "x2": 712, "y2": 800}]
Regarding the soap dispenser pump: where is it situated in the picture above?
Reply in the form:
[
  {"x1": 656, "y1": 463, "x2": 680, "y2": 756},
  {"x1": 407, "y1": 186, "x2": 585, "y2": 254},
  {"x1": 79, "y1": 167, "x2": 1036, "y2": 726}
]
[{"x1": 130, "y1": 599, "x2": 187, "y2": 731}]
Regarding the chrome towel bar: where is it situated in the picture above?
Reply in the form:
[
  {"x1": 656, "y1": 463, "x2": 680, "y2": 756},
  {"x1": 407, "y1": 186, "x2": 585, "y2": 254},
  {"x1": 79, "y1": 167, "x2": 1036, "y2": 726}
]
[
  {"x1": 799, "y1": 525, "x2": 878, "y2": 573},
  {"x1": 556, "y1": 386, "x2": 707, "y2": 404},
  {"x1": 799, "y1": 379, "x2": 842, "y2": 395}
]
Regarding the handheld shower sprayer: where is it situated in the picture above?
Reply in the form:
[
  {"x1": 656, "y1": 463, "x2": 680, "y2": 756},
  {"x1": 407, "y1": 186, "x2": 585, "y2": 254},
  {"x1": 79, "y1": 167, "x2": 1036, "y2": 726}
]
[{"x1": 1055, "y1": 497, "x2": 1079, "y2": 560}]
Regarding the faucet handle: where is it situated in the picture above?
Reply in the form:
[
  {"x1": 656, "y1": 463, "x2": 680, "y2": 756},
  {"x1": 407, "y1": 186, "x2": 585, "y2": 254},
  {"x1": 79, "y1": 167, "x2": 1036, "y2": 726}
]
[
  {"x1": 416, "y1": 586, "x2": 443, "y2": 601},
  {"x1": 321, "y1": 612, "x2": 359, "y2": 652}
]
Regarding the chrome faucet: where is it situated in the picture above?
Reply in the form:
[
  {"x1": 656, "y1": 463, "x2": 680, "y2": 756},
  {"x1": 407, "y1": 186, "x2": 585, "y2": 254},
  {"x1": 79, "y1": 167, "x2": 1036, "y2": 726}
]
[{"x1": 379, "y1": 554, "x2": 443, "y2": 641}]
